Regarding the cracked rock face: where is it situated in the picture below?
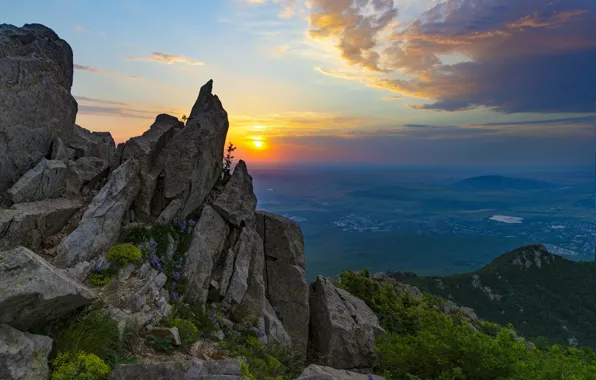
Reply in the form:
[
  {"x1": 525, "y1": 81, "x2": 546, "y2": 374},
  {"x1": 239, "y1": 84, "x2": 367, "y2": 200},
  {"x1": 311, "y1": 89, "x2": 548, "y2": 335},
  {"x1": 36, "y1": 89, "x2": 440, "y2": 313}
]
[
  {"x1": 0, "y1": 23, "x2": 77, "y2": 201},
  {"x1": 54, "y1": 158, "x2": 141, "y2": 268},
  {"x1": 0, "y1": 247, "x2": 96, "y2": 330},
  {"x1": 7, "y1": 158, "x2": 68, "y2": 204}
]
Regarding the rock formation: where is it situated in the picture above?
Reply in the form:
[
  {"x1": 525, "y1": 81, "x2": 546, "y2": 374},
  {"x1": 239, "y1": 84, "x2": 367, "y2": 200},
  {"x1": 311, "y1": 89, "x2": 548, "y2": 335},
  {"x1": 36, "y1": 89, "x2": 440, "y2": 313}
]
[
  {"x1": 0, "y1": 23, "x2": 387, "y2": 380},
  {"x1": 0, "y1": 24, "x2": 77, "y2": 202},
  {"x1": 309, "y1": 276, "x2": 385, "y2": 370}
]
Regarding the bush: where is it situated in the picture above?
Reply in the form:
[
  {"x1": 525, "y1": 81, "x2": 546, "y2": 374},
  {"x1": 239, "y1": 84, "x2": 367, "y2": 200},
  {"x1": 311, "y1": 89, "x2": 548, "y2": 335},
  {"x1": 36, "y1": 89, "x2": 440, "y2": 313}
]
[
  {"x1": 220, "y1": 328, "x2": 302, "y2": 380},
  {"x1": 51, "y1": 351, "x2": 110, "y2": 380},
  {"x1": 171, "y1": 318, "x2": 199, "y2": 344},
  {"x1": 53, "y1": 307, "x2": 122, "y2": 363},
  {"x1": 336, "y1": 269, "x2": 596, "y2": 379},
  {"x1": 107, "y1": 244, "x2": 142, "y2": 266},
  {"x1": 88, "y1": 272, "x2": 115, "y2": 286}
]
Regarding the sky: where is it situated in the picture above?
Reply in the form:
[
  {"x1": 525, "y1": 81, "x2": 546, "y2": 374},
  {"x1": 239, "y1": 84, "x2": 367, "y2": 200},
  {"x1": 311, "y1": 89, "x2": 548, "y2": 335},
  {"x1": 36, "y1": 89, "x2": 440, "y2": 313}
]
[{"x1": 4, "y1": 0, "x2": 596, "y2": 167}]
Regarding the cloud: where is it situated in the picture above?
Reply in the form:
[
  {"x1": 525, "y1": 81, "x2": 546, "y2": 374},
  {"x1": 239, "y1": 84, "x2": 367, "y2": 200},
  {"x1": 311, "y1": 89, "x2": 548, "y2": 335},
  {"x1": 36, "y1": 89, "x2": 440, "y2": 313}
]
[
  {"x1": 74, "y1": 64, "x2": 105, "y2": 74},
  {"x1": 308, "y1": 0, "x2": 398, "y2": 72},
  {"x1": 381, "y1": 95, "x2": 402, "y2": 100},
  {"x1": 125, "y1": 52, "x2": 205, "y2": 66},
  {"x1": 78, "y1": 105, "x2": 156, "y2": 119},
  {"x1": 127, "y1": 75, "x2": 143, "y2": 80},
  {"x1": 309, "y1": 0, "x2": 596, "y2": 113},
  {"x1": 75, "y1": 96, "x2": 129, "y2": 107}
]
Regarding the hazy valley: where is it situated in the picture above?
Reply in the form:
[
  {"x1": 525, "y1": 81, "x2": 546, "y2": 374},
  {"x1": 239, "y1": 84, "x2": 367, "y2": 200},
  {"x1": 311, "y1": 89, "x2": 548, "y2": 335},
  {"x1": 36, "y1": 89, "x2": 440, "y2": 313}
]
[{"x1": 251, "y1": 165, "x2": 595, "y2": 280}]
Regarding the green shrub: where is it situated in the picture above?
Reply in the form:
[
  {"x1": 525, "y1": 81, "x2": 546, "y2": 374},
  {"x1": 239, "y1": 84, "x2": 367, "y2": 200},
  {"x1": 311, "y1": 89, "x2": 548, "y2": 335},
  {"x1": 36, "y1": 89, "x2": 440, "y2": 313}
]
[
  {"x1": 107, "y1": 244, "x2": 142, "y2": 266},
  {"x1": 220, "y1": 328, "x2": 302, "y2": 380},
  {"x1": 171, "y1": 318, "x2": 199, "y2": 344},
  {"x1": 51, "y1": 351, "x2": 110, "y2": 380},
  {"x1": 337, "y1": 269, "x2": 596, "y2": 379},
  {"x1": 148, "y1": 335, "x2": 174, "y2": 354},
  {"x1": 53, "y1": 307, "x2": 122, "y2": 363},
  {"x1": 88, "y1": 272, "x2": 115, "y2": 286}
]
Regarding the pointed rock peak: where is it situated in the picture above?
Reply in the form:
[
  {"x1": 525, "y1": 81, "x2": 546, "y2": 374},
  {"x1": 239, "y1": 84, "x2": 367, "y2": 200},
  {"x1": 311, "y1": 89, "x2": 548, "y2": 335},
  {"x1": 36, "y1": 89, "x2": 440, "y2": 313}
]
[{"x1": 189, "y1": 79, "x2": 222, "y2": 119}]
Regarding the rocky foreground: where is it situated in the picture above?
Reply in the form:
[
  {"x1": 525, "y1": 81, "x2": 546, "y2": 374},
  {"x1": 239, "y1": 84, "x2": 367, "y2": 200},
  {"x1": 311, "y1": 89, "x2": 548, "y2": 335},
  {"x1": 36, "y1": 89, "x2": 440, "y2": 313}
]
[{"x1": 0, "y1": 23, "x2": 394, "y2": 380}]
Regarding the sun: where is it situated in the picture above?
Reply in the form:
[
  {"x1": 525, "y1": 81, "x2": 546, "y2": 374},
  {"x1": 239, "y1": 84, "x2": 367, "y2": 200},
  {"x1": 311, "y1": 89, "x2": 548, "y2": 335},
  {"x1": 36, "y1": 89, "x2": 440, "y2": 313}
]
[{"x1": 252, "y1": 140, "x2": 265, "y2": 149}]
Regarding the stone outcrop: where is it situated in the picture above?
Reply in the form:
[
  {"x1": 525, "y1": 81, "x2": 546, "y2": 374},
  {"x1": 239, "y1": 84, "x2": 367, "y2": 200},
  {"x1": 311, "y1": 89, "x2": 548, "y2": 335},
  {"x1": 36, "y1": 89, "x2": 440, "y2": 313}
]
[
  {"x1": 64, "y1": 156, "x2": 110, "y2": 198},
  {"x1": 0, "y1": 324, "x2": 53, "y2": 380},
  {"x1": 7, "y1": 158, "x2": 67, "y2": 204},
  {"x1": 0, "y1": 198, "x2": 82, "y2": 251},
  {"x1": 0, "y1": 23, "x2": 77, "y2": 201},
  {"x1": 296, "y1": 365, "x2": 385, "y2": 380},
  {"x1": 102, "y1": 262, "x2": 172, "y2": 330},
  {"x1": 183, "y1": 205, "x2": 230, "y2": 305},
  {"x1": 309, "y1": 276, "x2": 385, "y2": 370},
  {"x1": 0, "y1": 247, "x2": 96, "y2": 330},
  {"x1": 163, "y1": 80, "x2": 229, "y2": 217},
  {"x1": 257, "y1": 211, "x2": 309, "y2": 360},
  {"x1": 50, "y1": 136, "x2": 73, "y2": 161},
  {"x1": 118, "y1": 114, "x2": 183, "y2": 222},
  {"x1": 109, "y1": 359, "x2": 241, "y2": 380},
  {"x1": 54, "y1": 158, "x2": 141, "y2": 268},
  {"x1": 68, "y1": 124, "x2": 116, "y2": 162},
  {"x1": 211, "y1": 160, "x2": 257, "y2": 228}
]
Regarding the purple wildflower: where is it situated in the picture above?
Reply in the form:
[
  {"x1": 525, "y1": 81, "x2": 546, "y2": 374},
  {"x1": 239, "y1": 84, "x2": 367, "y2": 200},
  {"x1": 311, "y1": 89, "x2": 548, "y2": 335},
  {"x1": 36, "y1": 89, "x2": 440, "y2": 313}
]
[
  {"x1": 208, "y1": 311, "x2": 217, "y2": 325},
  {"x1": 188, "y1": 219, "x2": 197, "y2": 227},
  {"x1": 368, "y1": 375, "x2": 374, "y2": 380},
  {"x1": 172, "y1": 271, "x2": 181, "y2": 281},
  {"x1": 256, "y1": 328, "x2": 265, "y2": 340},
  {"x1": 171, "y1": 292, "x2": 179, "y2": 301}
]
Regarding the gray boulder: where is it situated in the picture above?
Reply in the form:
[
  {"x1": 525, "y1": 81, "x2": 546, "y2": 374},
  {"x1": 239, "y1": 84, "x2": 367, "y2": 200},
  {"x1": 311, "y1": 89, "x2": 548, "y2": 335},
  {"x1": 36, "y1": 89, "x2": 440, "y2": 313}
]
[
  {"x1": 262, "y1": 298, "x2": 292, "y2": 347},
  {"x1": 183, "y1": 205, "x2": 229, "y2": 306},
  {"x1": 0, "y1": 324, "x2": 53, "y2": 380},
  {"x1": 7, "y1": 158, "x2": 68, "y2": 204},
  {"x1": 230, "y1": 228, "x2": 266, "y2": 326},
  {"x1": 0, "y1": 247, "x2": 96, "y2": 330},
  {"x1": 54, "y1": 158, "x2": 141, "y2": 268},
  {"x1": 68, "y1": 124, "x2": 116, "y2": 162},
  {"x1": 64, "y1": 156, "x2": 110, "y2": 198},
  {"x1": 309, "y1": 276, "x2": 385, "y2": 370},
  {"x1": 109, "y1": 359, "x2": 241, "y2": 380},
  {"x1": 266, "y1": 260, "x2": 309, "y2": 359},
  {"x1": 296, "y1": 365, "x2": 385, "y2": 380},
  {"x1": 50, "y1": 136, "x2": 74, "y2": 161},
  {"x1": 0, "y1": 24, "x2": 77, "y2": 200},
  {"x1": 257, "y1": 211, "x2": 309, "y2": 359},
  {"x1": 0, "y1": 198, "x2": 82, "y2": 251},
  {"x1": 223, "y1": 229, "x2": 257, "y2": 306},
  {"x1": 256, "y1": 211, "x2": 305, "y2": 267},
  {"x1": 163, "y1": 80, "x2": 229, "y2": 217},
  {"x1": 119, "y1": 114, "x2": 183, "y2": 222},
  {"x1": 211, "y1": 160, "x2": 257, "y2": 228}
]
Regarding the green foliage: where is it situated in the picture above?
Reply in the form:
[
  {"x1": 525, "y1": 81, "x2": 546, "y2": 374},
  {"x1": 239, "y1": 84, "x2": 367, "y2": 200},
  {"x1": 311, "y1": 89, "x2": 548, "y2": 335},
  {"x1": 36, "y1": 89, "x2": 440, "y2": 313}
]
[
  {"x1": 88, "y1": 272, "x2": 115, "y2": 286},
  {"x1": 171, "y1": 318, "x2": 199, "y2": 344},
  {"x1": 106, "y1": 243, "x2": 142, "y2": 266},
  {"x1": 52, "y1": 307, "x2": 123, "y2": 363},
  {"x1": 162, "y1": 302, "x2": 219, "y2": 338},
  {"x1": 50, "y1": 351, "x2": 110, "y2": 380},
  {"x1": 401, "y1": 245, "x2": 596, "y2": 347},
  {"x1": 337, "y1": 269, "x2": 596, "y2": 380},
  {"x1": 148, "y1": 335, "x2": 175, "y2": 354},
  {"x1": 220, "y1": 327, "x2": 303, "y2": 380},
  {"x1": 121, "y1": 221, "x2": 195, "y2": 302}
]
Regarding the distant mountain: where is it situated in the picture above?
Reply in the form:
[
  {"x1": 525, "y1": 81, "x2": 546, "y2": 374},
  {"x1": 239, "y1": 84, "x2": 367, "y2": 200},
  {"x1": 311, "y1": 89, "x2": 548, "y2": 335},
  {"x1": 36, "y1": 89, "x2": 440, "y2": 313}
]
[
  {"x1": 394, "y1": 245, "x2": 596, "y2": 347},
  {"x1": 453, "y1": 175, "x2": 559, "y2": 191}
]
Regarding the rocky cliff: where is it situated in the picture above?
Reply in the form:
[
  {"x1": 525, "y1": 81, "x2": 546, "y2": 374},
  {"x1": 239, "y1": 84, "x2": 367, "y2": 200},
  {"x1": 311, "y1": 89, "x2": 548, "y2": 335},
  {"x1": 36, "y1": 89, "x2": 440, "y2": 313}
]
[{"x1": 0, "y1": 24, "x2": 385, "y2": 380}]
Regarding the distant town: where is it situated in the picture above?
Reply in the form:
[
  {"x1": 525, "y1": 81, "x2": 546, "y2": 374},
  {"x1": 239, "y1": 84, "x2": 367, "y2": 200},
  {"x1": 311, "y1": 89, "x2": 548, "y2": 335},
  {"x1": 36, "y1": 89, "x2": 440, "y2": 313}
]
[{"x1": 329, "y1": 214, "x2": 596, "y2": 258}]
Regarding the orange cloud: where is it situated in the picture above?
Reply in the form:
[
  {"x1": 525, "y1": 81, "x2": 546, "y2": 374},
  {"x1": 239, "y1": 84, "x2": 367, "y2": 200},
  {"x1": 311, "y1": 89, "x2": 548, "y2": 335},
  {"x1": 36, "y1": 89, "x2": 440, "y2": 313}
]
[{"x1": 507, "y1": 9, "x2": 590, "y2": 29}]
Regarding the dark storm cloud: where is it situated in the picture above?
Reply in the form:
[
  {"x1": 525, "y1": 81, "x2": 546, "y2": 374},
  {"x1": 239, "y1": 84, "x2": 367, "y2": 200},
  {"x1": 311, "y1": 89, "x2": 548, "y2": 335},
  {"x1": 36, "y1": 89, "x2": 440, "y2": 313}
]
[{"x1": 310, "y1": 0, "x2": 596, "y2": 113}]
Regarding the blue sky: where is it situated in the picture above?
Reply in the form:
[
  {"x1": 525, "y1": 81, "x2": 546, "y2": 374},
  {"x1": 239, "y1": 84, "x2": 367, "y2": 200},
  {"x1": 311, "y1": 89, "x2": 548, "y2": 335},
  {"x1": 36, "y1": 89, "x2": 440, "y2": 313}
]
[{"x1": 4, "y1": 0, "x2": 595, "y2": 166}]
